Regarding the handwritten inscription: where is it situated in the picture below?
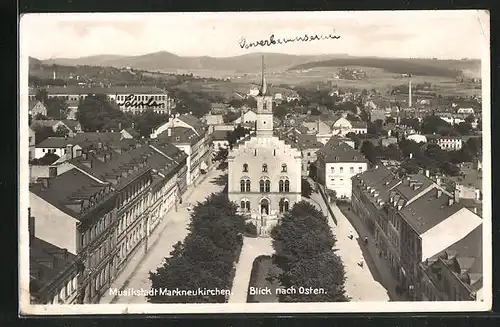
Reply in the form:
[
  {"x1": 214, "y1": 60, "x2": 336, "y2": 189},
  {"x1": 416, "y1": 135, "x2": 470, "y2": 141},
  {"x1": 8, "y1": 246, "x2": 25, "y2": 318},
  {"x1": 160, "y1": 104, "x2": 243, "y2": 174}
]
[
  {"x1": 117, "y1": 94, "x2": 163, "y2": 108},
  {"x1": 239, "y1": 32, "x2": 341, "y2": 49}
]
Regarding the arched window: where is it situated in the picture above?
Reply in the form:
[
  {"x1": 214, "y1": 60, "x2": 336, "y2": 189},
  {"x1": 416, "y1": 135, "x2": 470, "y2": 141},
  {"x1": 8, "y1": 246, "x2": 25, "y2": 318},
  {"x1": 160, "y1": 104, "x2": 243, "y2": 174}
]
[
  {"x1": 284, "y1": 180, "x2": 290, "y2": 192},
  {"x1": 245, "y1": 180, "x2": 251, "y2": 192},
  {"x1": 240, "y1": 200, "x2": 246, "y2": 210},
  {"x1": 279, "y1": 199, "x2": 290, "y2": 213},
  {"x1": 259, "y1": 180, "x2": 265, "y2": 193},
  {"x1": 282, "y1": 164, "x2": 287, "y2": 172},
  {"x1": 243, "y1": 164, "x2": 248, "y2": 172},
  {"x1": 279, "y1": 180, "x2": 284, "y2": 193},
  {"x1": 240, "y1": 180, "x2": 246, "y2": 192},
  {"x1": 262, "y1": 164, "x2": 268, "y2": 172},
  {"x1": 265, "y1": 180, "x2": 271, "y2": 192},
  {"x1": 245, "y1": 201, "x2": 251, "y2": 211}
]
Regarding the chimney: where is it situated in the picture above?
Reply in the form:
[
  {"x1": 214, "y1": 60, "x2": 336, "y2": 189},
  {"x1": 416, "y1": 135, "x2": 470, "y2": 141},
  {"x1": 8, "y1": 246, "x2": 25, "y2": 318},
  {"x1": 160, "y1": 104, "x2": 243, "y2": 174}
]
[
  {"x1": 82, "y1": 152, "x2": 88, "y2": 160},
  {"x1": 48, "y1": 166, "x2": 58, "y2": 178},
  {"x1": 425, "y1": 169, "x2": 430, "y2": 178},
  {"x1": 167, "y1": 127, "x2": 172, "y2": 137},
  {"x1": 132, "y1": 122, "x2": 135, "y2": 129},
  {"x1": 448, "y1": 197, "x2": 454, "y2": 206},
  {"x1": 454, "y1": 188, "x2": 460, "y2": 203},
  {"x1": 97, "y1": 142, "x2": 102, "y2": 149},
  {"x1": 66, "y1": 144, "x2": 73, "y2": 160},
  {"x1": 436, "y1": 177, "x2": 441, "y2": 186},
  {"x1": 28, "y1": 208, "x2": 35, "y2": 239},
  {"x1": 437, "y1": 189, "x2": 442, "y2": 198}
]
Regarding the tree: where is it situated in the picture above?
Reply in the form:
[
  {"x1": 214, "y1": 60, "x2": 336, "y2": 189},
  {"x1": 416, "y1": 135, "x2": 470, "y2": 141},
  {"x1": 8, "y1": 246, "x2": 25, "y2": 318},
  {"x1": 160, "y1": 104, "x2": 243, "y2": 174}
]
[
  {"x1": 367, "y1": 120, "x2": 384, "y2": 136},
  {"x1": 222, "y1": 111, "x2": 240, "y2": 124},
  {"x1": 274, "y1": 104, "x2": 288, "y2": 119},
  {"x1": 35, "y1": 89, "x2": 48, "y2": 103},
  {"x1": 213, "y1": 147, "x2": 229, "y2": 162},
  {"x1": 301, "y1": 179, "x2": 312, "y2": 198},
  {"x1": 130, "y1": 111, "x2": 169, "y2": 137},
  {"x1": 271, "y1": 201, "x2": 348, "y2": 302},
  {"x1": 420, "y1": 114, "x2": 451, "y2": 135},
  {"x1": 385, "y1": 116, "x2": 395, "y2": 124},
  {"x1": 308, "y1": 162, "x2": 318, "y2": 181},
  {"x1": 359, "y1": 109, "x2": 370, "y2": 122},
  {"x1": 29, "y1": 152, "x2": 60, "y2": 165},
  {"x1": 32, "y1": 126, "x2": 55, "y2": 144},
  {"x1": 326, "y1": 189, "x2": 337, "y2": 203},
  {"x1": 455, "y1": 122, "x2": 473, "y2": 135},
  {"x1": 245, "y1": 222, "x2": 258, "y2": 237},
  {"x1": 54, "y1": 125, "x2": 70, "y2": 137},
  {"x1": 360, "y1": 140, "x2": 378, "y2": 164},
  {"x1": 77, "y1": 94, "x2": 126, "y2": 132},
  {"x1": 148, "y1": 193, "x2": 245, "y2": 304},
  {"x1": 45, "y1": 97, "x2": 70, "y2": 119},
  {"x1": 227, "y1": 125, "x2": 251, "y2": 148}
]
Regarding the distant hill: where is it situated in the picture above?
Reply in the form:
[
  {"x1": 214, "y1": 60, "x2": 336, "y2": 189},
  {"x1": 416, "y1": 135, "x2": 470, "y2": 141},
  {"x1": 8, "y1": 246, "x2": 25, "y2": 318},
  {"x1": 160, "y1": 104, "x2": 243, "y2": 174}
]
[
  {"x1": 288, "y1": 57, "x2": 481, "y2": 78},
  {"x1": 39, "y1": 52, "x2": 346, "y2": 73}
]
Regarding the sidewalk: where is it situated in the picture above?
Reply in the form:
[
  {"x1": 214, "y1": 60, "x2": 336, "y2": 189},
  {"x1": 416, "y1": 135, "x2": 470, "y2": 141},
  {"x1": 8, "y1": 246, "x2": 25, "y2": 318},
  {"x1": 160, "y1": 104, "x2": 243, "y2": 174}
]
[
  {"x1": 334, "y1": 203, "x2": 405, "y2": 301},
  {"x1": 99, "y1": 168, "x2": 223, "y2": 304},
  {"x1": 305, "y1": 191, "x2": 390, "y2": 302},
  {"x1": 228, "y1": 237, "x2": 273, "y2": 303}
]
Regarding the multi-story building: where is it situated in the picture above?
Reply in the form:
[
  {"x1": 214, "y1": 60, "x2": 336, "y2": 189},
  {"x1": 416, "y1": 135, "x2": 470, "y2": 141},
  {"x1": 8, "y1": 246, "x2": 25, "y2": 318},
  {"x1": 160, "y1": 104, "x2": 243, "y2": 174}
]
[
  {"x1": 317, "y1": 137, "x2": 368, "y2": 199},
  {"x1": 29, "y1": 209, "x2": 79, "y2": 304},
  {"x1": 428, "y1": 135, "x2": 463, "y2": 151},
  {"x1": 279, "y1": 131, "x2": 323, "y2": 176},
  {"x1": 151, "y1": 114, "x2": 211, "y2": 186},
  {"x1": 29, "y1": 142, "x2": 188, "y2": 303},
  {"x1": 352, "y1": 167, "x2": 483, "y2": 301},
  {"x1": 29, "y1": 86, "x2": 172, "y2": 115},
  {"x1": 29, "y1": 100, "x2": 47, "y2": 117},
  {"x1": 29, "y1": 127, "x2": 36, "y2": 162},
  {"x1": 228, "y1": 61, "x2": 302, "y2": 237}
]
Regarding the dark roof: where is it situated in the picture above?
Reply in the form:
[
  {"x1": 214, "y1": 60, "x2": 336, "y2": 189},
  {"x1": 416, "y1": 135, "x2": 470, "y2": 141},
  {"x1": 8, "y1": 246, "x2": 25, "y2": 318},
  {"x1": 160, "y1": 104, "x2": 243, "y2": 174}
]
[
  {"x1": 36, "y1": 137, "x2": 70, "y2": 148},
  {"x1": 34, "y1": 86, "x2": 167, "y2": 95},
  {"x1": 157, "y1": 126, "x2": 201, "y2": 146},
  {"x1": 319, "y1": 140, "x2": 367, "y2": 163},
  {"x1": 177, "y1": 114, "x2": 205, "y2": 135},
  {"x1": 350, "y1": 120, "x2": 367, "y2": 128},
  {"x1": 30, "y1": 169, "x2": 113, "y2": 221},
  {"x1": 210, "y1": 130, "x2": 229, "y2": 141},
  {"x1": 30, "y1": 237, "x2": 77, "y2": 297},
  {"x1": 122, "y1": 128, "x2": 140, "y2": 138},
  {"x1": 399, "y1": 187, "x2": 463, "y2": 235},
  {"x1": 393, "y1": 174, "x2": 434, "y2": 202},
  {"x1": 442, "y1": 225, "x2": 482, "y2": 277},
  {"x1": 60, "y1": 120, "x2": 80, "y2": 131},
  {"x1": 354, "y1": 164, "x2": 401, "y2": 208},
  {"x1": 29, "y1": 100, "x2": 44, "y2": 110},
  {"x1": 294, "y1": 134, "x2": 323, "y2": 150}
]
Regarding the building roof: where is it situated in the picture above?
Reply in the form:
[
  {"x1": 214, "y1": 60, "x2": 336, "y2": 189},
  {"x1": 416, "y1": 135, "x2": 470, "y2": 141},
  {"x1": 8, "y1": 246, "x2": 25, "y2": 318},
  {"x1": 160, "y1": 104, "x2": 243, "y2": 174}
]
[
  {"x1": 319, "y1": 139, "x2": 367, "y2": 163},
  {"x1": 210, "y1": 130, "x2": 230, "y2": 141},
  {"x1": 122, "y1": 128, "x2": 140, "y2": 139},
  {"x1": 30, "y1": 237, "x2": 77, "y2": 297},
  {"x1": 30, "y1": 168, "x2": 114, "y2": 221},
  {"x1": 393, "y1": 174, "x2": 435, "y2": 203},
  {"x1": 399, "y1": 187, "x2": 463, "y2": 235},
  {"x1": 157, "y1": 126, "x2": 201, "y2": 146},
  {"x1": 295, "y1": 134, "x2": 324, "y2": 150},
  {"x1": 349, "y1": 120, "x2": 368, "y2": 129},
  {"x1": 353, "y1": 164, "x2": 401, "y2": 208},
  {"x1": 177, "y1": 114, "x2": 205, "y2": 135},
  {"x1": 36, "y1": 137, "x2": 70, "y2": 149},
  {"x1": 29, "y1": 100, "x2": 44, "y2": 110},
  {"x1": 32, "y1": 86, "x2": 167, "y2": 95}
]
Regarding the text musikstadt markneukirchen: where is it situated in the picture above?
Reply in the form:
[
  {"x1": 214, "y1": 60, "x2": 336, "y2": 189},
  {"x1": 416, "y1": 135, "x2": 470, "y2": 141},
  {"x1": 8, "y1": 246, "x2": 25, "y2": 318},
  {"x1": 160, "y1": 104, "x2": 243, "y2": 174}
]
[{"x1": 109, "y1": 287, "x2": 231, "y2": 297}]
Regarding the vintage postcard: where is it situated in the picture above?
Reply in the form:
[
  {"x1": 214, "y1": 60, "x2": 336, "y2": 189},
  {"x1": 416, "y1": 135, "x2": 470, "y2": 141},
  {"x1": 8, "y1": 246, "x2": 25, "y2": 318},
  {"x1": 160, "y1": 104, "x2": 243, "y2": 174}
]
[{"x1": 19, "y1": 10, "x2": 491, "y2": 315}]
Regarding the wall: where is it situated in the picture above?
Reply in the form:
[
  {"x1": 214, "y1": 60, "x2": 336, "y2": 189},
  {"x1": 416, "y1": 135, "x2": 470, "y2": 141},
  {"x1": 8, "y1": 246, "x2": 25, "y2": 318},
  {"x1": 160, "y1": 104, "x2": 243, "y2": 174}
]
[
  {"x1": 35, "y1": 147, "x2": 66, "y2": 159},
  {"x1": 30, "y1": 192, "x2": 79, "y2": 254},
  {"x1": 324, "y1": 162, "x2": 367, "y2": 199}
]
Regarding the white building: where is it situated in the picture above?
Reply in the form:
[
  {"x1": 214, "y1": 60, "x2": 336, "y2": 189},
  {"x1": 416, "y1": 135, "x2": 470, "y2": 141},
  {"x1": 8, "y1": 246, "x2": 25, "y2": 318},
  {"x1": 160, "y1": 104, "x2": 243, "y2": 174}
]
[
  {"x1": 331, "y1": 117, "x2": 368, "y2": 136},
  {"x1": 233, "y1": 109, "x2": 258, "y2": 125},
  {"x1": 432, "y1": 136, "x2": 463, "y2": 151},
  {"x1": 316, "y1": 137, "x2": 368, "y2": 199},
  {"x1": 457, "y1": 108, "x2": 475, "y2": 114},
  {"x1": 228, "y1": 62, "x2": 302, "y2": 237},
  {"x1": 407, "y1": 134, "x2": 428, "y2": 143}
]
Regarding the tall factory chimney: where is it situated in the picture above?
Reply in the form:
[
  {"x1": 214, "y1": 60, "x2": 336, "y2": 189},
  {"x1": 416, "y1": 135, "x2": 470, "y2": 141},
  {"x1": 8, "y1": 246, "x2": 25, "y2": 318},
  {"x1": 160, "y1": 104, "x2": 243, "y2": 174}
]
[{"x1": 408, "y1": 74, "x2": 412, "y2": 108}]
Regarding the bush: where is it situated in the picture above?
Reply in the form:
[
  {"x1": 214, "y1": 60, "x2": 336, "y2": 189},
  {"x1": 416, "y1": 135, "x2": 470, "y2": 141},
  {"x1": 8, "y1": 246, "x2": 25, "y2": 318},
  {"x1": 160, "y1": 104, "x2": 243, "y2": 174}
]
[
  {"x1": 301, "y1": 179, "x2": 312, "y2": 198},
  {"x1": 245, "y1": 221, "x2": 258, "y2": 237}
]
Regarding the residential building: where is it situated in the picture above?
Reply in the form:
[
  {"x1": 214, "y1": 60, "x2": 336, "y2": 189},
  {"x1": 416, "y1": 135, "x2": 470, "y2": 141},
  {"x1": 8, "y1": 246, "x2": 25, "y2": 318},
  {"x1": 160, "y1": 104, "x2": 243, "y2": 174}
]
[
  {"x1": 211, "y1": 102, "x2": 228, "y2": 114},
  {"x1": 31, "y1": 120, "x2": 82, "y2": 137},
  {"x1": 29, "y1": 100, "x2": 48, "y2": 117},
  {"x1": 280, "y1": 132, "x2": 323, "y2": 176},
  {"x1": 428, "y1": 135, "x2": 463, "y2": 151},
  {"x1": 331, "y1": 116, "x2": 368, "y2": 136},
  {"x1": 317, "y1": 137, "x2": 368, "y2": 199},
  {"x1": 120, "y1": 128, "x2": 140, "y2": 140},
  {"x1": 30, "y1": 142, "x2": 188, "y2": 303},
  {"x1": 352, "y1": 167, "x2": 483, "y2": 301},
  {"x1": 457, "y1": 108, "x2": 475, "y2": 115},
  {"x1": 228, "y1": 61, "x2": 302, "y2": 237},
  {"x1": 29, "y1": 210, "x2": 79, "y2": 304},
  {"x1": 407, "y1": 134, "x2": 428, "y2": 144},
  {"x1": 29, "y1": 86, "x2": 172, "y2": 115},
  {"x1": 233, "y1": 109, "x2": 258, "y2": 124},
  {"x1": 29, "y1": 127, "x2": 36, "y2": 161},
  {"x1": 210, "y1": 130, "x2": 230, "y2": 150}
]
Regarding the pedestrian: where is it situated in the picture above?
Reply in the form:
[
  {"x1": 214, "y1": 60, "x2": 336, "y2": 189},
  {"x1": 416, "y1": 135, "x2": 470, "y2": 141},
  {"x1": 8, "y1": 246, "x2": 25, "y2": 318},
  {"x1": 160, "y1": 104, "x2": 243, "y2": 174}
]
[
  {"x1": 358, "y1": 257, "x2": 364, "y2": 268},
  {"x1": 364, "y1": 236, "x2": 368, "y2": 245},
  {"x1": 348, "y1": 231, "x2": 353, "y2": 240}
]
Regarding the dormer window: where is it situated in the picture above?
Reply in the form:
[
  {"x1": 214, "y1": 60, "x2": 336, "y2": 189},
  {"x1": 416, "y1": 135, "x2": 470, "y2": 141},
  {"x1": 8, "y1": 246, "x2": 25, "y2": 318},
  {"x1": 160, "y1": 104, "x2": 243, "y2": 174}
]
[
  {"x1": 282, "y1": 164, "x2": 287, "y2": 172},
  {"x1": 262, "y1": 164, "x2": 268, "y2": 172},
  {"x1": 243, "y1": 164, "x2": 248, "y2": 172}
]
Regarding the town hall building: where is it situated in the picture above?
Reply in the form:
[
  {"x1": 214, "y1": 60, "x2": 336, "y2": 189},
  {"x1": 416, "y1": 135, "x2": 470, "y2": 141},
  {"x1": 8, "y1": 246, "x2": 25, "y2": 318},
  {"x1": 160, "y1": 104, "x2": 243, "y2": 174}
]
[{"x1": 227, "y1": 58, "x2": 302, "y2": 237}]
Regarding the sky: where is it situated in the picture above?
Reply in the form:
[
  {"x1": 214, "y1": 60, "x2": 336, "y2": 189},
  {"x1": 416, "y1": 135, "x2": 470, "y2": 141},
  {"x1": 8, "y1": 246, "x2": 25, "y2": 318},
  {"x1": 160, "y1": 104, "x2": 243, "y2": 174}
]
[{"x1": 20, "y1": 11, "x2": 489, "y2": 60}]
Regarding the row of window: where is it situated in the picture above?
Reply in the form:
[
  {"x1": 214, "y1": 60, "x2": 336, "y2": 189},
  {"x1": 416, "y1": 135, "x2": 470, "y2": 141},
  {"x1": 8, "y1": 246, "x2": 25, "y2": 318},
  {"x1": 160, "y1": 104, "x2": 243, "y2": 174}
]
[
  {"x1": 239, "y1": 179, "x2": 291, "y2": 193},
  {"x1": 51, "y1": 276, "x2": 78, "y2": 304},
  {"x1": 117, "y1": 197, "x2": 147, "y2": 235},
  {"x1": 239, "y1": 199, "x2": 290, "y2": 213},
  {"x1": 88, "y1": 234, "x2": 115, "y2": 269},
  {"x1": 116, "y1": 94, "x2": 168, "y2": 102},
  {"x1": 330, "y1": 166, "x2": 364, "y2": 174},
  {"x1": 118, "y1": 178, "x2": 151, "y2": 208},
  {"x1": 243, "y1": 163, "x2": 287, "y2": 173},
  {"x1": 81, "y1": 212, "x2": 113, "y2": 248},
  {"x1": 118, "y1": 223, "x2": 144, "y2": 263}
]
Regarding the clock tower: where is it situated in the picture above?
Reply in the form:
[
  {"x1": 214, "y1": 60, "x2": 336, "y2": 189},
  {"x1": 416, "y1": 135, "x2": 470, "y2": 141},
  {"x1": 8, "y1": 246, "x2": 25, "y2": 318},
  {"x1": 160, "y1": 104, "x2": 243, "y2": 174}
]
[{"x1": 255, "y1": 56, "x2": 273, "y2": 137}]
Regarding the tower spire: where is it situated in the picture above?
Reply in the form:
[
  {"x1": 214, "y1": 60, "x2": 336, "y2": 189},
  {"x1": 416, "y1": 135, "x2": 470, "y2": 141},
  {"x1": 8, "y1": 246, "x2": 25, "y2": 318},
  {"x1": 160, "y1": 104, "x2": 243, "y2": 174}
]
[{"x1": 259, "y1": 55, "x2": 267, "y2": 96}]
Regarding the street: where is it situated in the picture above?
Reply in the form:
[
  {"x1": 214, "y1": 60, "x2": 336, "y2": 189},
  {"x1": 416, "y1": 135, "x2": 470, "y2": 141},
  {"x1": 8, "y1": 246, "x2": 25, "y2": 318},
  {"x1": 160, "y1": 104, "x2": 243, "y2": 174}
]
[
  {"x1": 100, "y1": 168, "x2": 226, "y2": 304},
  {"x1": 305, "y1": 190, "x2": 391, "y2": 302}
]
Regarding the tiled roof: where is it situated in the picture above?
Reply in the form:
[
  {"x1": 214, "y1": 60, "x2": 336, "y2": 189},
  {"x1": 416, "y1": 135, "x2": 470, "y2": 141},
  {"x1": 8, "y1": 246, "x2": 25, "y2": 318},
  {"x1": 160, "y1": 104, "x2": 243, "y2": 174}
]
[
  {"x1": 36, "y1": 137, "x2": 71, "y2": 149},
  {"x1": 122, "y1": 128, "x2": 140, "y2": 138},
  {"x1": 30, "y1": 237, "x2": 77, "y2": 296},
  {"x1": 31, "y1": 120, "x2": 60, "y2": 128},
  {"x1": 157, "y1": 126, "x2": 201, "y2": 146},
  {"x1": 177, "y1": 114, "x2": 205, "y2": 135},
  {"x1": 30, "y1": 168, "x2": 114, "y2": 221},
  {"x1": 29, "y1": 100, "x2": 44, "y2": 110},
  {"x1": 441, "y1": 225, "x2": 482, "y2": 276},
  {"x1": 393, "y1": 174, "x2": 434, "y2": 202},
  {"x1": 210, "y1": 130, "x2": 230, "y2": 141},
  {"x1": 350, "y1": 120, "x2": 367, "y2": 129},
  {"x1": 354, "y1": 164, "x2": 401, "y2": 208},
  {"x1": 399, "y1": 187, "x2": 462, "y2": 235},
  {"x1": 34, "y1": 86, "x2": 167, "y2": 95},
  {"x1": 294, "y1": 134, "x2": 323, "y2": 150},
  {"x1": 319, "y1": 140, "x2": 367, "y2": 163}
]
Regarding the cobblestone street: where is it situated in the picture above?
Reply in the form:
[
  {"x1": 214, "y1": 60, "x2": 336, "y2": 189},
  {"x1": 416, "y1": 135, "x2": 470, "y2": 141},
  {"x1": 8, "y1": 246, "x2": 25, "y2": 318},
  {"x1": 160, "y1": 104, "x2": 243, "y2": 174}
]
[{"x1": 100, "y1": 169, "x2": 226, "y2": 304}]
